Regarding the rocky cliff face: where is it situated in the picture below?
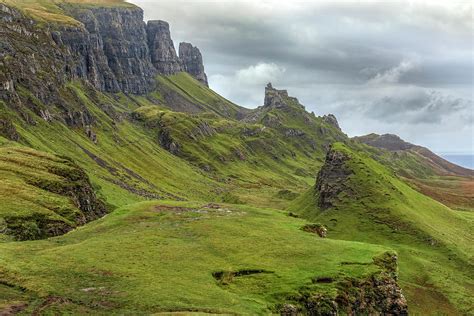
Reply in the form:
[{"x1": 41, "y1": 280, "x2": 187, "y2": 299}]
[
  {"x1": 59, "y1": 5, "x2": 156, "y2": 94},
  {"x1": 179, "y1": 42, "x2": 208, "y2": 86},
  {"x1": 315, "y1": 147, "x2": 354, "y2": 209},
  {"x1": 147, "y1": 20, "x2": 182, "y2": 75},
  {"x1": 264, "y1": 82, "x2": 289, "y2": 108},
  {"x1": 0, "y1": 3, "x2": 208, "y2": 99},
  {"x1": 322, "y1": 114, "x2": 341, "y2": 131}
]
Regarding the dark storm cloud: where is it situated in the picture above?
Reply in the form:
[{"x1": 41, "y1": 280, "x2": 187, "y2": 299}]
[{"x1": 130, "y1": 0, "x2": 473, "y2": 153}]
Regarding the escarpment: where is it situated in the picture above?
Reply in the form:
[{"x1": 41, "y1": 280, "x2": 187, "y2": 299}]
[
  {"x1": 0, "y1": 2, "x2": 208, "y2": 103},
  {"x1": 147, "y1": 20, "x2": 182, "y2": 75}
]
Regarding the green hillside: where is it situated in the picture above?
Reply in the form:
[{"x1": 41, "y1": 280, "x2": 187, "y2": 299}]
[
  {"x1": 289, "y1": 143, "x2": 474, "y2": 314},
  {"x1": 0, "y1": 200, "x2": 400, "y2": 314}
]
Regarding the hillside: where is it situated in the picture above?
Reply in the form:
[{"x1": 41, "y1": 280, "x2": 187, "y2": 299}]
[
  {"x1": 0, "y1": 201, "x2": 408, "y2": 314},
  {"x1": 354, "y1": 133, "x2": 474, "y2": 211},
  {"x1": 289, "y1": 143, "x2": 474, "y2": 314},
  {"x1": 0, "y1": 0, "x2": 473, "y2": 315}
]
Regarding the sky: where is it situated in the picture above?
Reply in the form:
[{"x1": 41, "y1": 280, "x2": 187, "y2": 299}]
[{"x1": 130, "y1": 0, "x2": 473, "y2": 154}]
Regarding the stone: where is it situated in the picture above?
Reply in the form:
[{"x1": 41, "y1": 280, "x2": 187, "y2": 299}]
[
  {"x1": 147, "y1": 20, "x2": 182, "y2": 74},
  {"x1": 322, "y1": 114, "x2": 341, "y2": 131},
  {"x1": 315, "y1": 147, "x2": 354, "y2": 209},
  {"x1": 179, "y1": 42, "x2": 208, "y2": 86},
  {"x1": 61, "y1": 5, "x2": 156, "y2": 94},
  {"x1": 264, "y1": 82, "x2": 288, "y2": 108},
  {"x1": 280, "y1": 304, "x2": 298, "y2": 316},
  {"x1": 301, "y1": 223, "x2": 328, "y2": 238}
]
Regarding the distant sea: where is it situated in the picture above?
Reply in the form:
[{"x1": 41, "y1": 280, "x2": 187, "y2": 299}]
[{"x1": 440, "y1": 154, "x2": 474, "y2": 170}]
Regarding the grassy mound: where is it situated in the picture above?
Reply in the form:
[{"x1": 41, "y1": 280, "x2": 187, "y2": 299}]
[
  {"x1": 289, "y1": 143, "x2": 474, "y2": 314},
  {"x1": 0, "y1": 200, "x2": 393, "y2": 314}
]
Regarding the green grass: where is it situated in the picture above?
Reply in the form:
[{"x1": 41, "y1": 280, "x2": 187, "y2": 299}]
[
  {"x1": 156, "y1": 73, "x2": 247, "y2": 119},
  {"x1": 1, "y1": 0, "x2": 135, "y2": 25},
  {"x1": 0, "y1": 200, "x2": 391, "y2": 314},
  {"x1": 289, "y1": 143, "x2": 474, "y2": 314},
  {"x1": 0, "y1": 145, "x2": 100, "y2": 241}
]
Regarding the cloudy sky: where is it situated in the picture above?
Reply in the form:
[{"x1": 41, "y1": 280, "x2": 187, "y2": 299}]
[{"x1": 130, "y1": 0, "x2": 473, "y2": 154}]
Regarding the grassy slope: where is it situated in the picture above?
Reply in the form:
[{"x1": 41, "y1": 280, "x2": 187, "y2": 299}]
[
  {"x1": 156, "y1": 73, "x2": 248, "y2": 119},
  {"x1": 352, "y1": 136, "x2": 474, "y2": 211},
  {"x1": 289, "y1": 143, "x2": 474, "y2": 314},
  {"x1": 0, "y1": 0, "x2": 134, "y2": 25},
  {"x1": 0, "y1": 141, "x2": 80, "y2": 241},
  {"x1": 0, "y1": 200, "x2": 389, "y2": 314}
]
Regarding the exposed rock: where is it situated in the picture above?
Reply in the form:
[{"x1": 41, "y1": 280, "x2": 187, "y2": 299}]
[
  {"x1": 301, "y1": 223, "x2": 327, "y2": 238},
  {"x1": 158, "y1": 129, "x2": 180, "y2": 155},
  {"x1": 315, "y1": 147, "x2": 353, "y2": 209},
  {"x1": 85, "y1": 125, "x2": 97, "y2": 144},
  {"x1": 264, "y1": 82, "x2": 288, "y2": 108},
  {"x1": 322, "y1": 114, "x2": 341, "y2": 131},
  {"x1": 1, "y1": 3, "x2": 211, "y2": 99},
  {"x1": 285, "y1": 128, "x2": 305, "y2": 137},
  {"x1": 280, "y1": 304, "x2": 298, "y2": 316},
  {"x1": 279, "y1": 252, "x2": 408, "y2": 315},
  {"x1": 189, "y1": 122, "x2": 215, "y2": 139},
  {"x1": 0, "y1": 116, "x2": 20, "y2": 141},
  {"x1": 61, "y1": 5, "x2": 156, "y2": 94},
  {"x1": 147, "y1": 20, "x2": 182, "y2": 75},
  {"x1": 179, "y1": 42, "x2": 208, "y2": 86}
]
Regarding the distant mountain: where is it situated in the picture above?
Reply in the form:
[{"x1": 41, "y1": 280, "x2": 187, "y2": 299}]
[{"x1": 354, "y1": 133, "x2": 474, "y2": 177}]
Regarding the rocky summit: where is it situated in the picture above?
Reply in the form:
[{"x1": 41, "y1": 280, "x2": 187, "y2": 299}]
[{"x1": 0, "y1": 1, "x2": 472, "y2": 315}]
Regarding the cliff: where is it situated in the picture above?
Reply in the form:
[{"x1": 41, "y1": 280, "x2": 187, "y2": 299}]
[
  {"x1": 0, "y1": 2, "x2": 208, "y2": 101},
  {"x1": 179, "y1": 42, "x2": 208, "y2": 86},
  {"x1": 147, "y1": 20, "x2": 182, "y2": 75}
]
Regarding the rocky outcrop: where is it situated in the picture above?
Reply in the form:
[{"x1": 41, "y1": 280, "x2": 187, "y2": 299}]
[
  {"x1": 0, "y1": 116, "x2": 20, "y2": 141},
  {"x1": 158, "y1": 129, "x2": 180, "y2": 155},
  {"x1": 179, "y1": 42, "x2": 208, "y2": 86},
  {"x1": 264, "y1": 83, "x2": 288, "y2": 108},
  {"x1": 147, "y1": 20, "x2": 182, "y2": 75},
  {"x1": 301, "y1": 223, "x2": 327, "y2": 238},
  {"x1": 322, "y1": 114, "x2": 341, "y2": 131},
  {"x1": 315, "y1": 147, "x2": 353, "y2": 209},
  {"x1": 279, "y1": 252, "x2": 408, "y2": 315}
]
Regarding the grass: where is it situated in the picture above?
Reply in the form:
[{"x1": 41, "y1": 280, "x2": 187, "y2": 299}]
[
  {"x1": 1, "y1": 0, "x2": 136, "y2": 25},
  {"x1": 288, "y1": 143, "x2": 474, "y2": 315},
  {"x1": 0, "y1": 200, "x2": 390, "y2": 314},
  {"x1": 156, "y1": 73, "x2": 247, "y2": 119},
  {"x1": 0, "y1": 145, "x2": 99, "y2": 241}
]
